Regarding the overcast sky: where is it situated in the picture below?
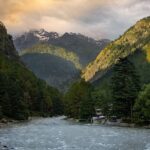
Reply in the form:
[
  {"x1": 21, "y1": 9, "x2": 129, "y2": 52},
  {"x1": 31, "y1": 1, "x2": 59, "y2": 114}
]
[{"x1": 0, "y1": 0, "x2": 150, "y2": 40}]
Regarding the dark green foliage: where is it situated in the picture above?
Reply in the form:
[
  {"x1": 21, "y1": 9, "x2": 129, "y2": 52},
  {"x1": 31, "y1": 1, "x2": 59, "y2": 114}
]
[
  {"x1": 49, "y1": 87, "x2": 64, "y2": 116},
  {"x1": 0, "y1": 67, "x2": 29, "y2": 120},
  {"x1": 92, "y1": 87, "x2": 112, "y2": 116},
  {"x1": 0, "y1": 52, "x2": 62, "y2": 120},
  {"x1": 0, "y1": 52, "x2": 64, "y2": 120},
  {"x1": 64, "y1": 80, "x2": 95, "y2": 120},
  {"x1": 133, "y1": 84, "x2": 150, "y2": 124},
  {"x1": 111, "y1": 57, "x2": 140, "y2": 119},
  {"x1": 0, "y1": 22, "x2": 64, "y2": 120},
  {"x1": 128, "y1": 49, "x2": 150, "y2": 84}
]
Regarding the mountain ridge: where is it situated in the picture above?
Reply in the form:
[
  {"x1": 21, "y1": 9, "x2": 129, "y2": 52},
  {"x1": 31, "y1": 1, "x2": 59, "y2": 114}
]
[
  {"x1": 14, "y1": 30, "x2": 110, "y2": 66},
  {"x1": 19, "y1": 43, "x2": 82, "y2": 70},
  {"x1": 82, "y1": 16, "x2": 150, "y2": 82},
  {"x1": 14, "y1": 30, "x2": 110, "y2": 90}
]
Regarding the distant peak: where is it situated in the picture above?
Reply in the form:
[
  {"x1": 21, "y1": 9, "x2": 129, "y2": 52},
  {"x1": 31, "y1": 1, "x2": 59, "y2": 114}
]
[{"x1": 0, "y1": 21, "x2": 7, "y2": 33}]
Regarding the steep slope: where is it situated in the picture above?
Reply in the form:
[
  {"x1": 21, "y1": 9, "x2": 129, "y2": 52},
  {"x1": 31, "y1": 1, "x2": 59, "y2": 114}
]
[
  {"x1": 82, "y1": 16, "x2": 150, "y2": 83},
  {"x1": 0, "y1": 22, "x2": 63, "y2": 120}
]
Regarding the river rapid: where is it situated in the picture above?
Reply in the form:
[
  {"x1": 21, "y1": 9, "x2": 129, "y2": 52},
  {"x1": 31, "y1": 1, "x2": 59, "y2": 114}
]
[{"x1": 0, "y1": 116, "x2": 150, "y2": 150}]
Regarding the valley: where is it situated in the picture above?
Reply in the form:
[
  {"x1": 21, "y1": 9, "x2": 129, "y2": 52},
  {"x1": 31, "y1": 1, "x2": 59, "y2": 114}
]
[
  {"x1": 0, "y1": 4, "x2": 149, "y2": 149},
  {"x1": 14, "y1": 30, "x2": 110, "y2": 91}
]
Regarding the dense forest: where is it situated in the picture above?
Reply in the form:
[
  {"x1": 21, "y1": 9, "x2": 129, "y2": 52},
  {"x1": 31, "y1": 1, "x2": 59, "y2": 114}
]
[{"x1": 0, "y1": 22, "x2": 63, "y2": 120}]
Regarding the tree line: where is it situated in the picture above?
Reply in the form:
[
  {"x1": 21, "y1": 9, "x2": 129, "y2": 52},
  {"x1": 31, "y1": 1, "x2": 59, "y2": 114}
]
[{"x1": 0, "y1": 52, "x2": 64, "y2": 120}]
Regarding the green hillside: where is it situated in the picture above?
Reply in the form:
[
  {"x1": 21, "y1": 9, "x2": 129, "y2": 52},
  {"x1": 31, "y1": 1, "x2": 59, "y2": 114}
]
[
  {"x1": 82, "y1": 16, "x2": 150, "y2": 83},
  {"x1": 19, "y1": 43, "x2": 82, "y2": 70}
]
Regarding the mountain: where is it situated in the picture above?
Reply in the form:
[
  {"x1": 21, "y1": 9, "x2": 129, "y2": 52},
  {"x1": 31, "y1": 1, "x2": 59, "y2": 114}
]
[
  {"x1": 14, "y1": 29, "x2": 59, "y2": 50},
  {"x1": 0, "y1": 22, "x2": 63, "y2": 120},
  {"x1": 82, "y1": 16, "x2": 150, "y2": 85},
  {"x1": 14, "y1": 30, "x2": 110, "y2": 90},
  {"x1": 14, "y1": 30, "x2": 110, "y2": 66}
]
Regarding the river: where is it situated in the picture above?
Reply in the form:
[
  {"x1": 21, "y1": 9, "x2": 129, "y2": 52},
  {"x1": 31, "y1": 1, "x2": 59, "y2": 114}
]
[{"x1": 0, "y1": 117, "x2": 150, "y2": 150}]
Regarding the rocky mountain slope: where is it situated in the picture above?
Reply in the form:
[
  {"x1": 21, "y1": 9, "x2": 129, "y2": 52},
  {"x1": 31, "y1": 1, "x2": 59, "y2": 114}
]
[
  {"x1": 20, "y1": 43, "x2": 82, "y2": 70},
  {"x1": 82, "y1": 16, "x2": 150, "y2": 84}
]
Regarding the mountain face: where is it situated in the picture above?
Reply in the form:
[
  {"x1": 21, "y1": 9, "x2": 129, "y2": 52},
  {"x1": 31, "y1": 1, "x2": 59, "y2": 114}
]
[
  {"x1": 82, "y1": 16, "x2": 150, "y2": 84},
  {"x1": 14, "y1": 30, "x2": 110, "y2": 90},
  {"x1": 0, "y1": 22, "x2": 18, "y2": 59},
  {"x1": 14, "y1": 29, "x2": 59, "y2": 50}
]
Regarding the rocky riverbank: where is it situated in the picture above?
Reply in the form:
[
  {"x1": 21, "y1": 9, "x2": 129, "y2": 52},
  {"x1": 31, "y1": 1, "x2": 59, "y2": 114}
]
[
  {"x1": 0, "y1": 142, "x2": 14, "y2": 150},
  {"x1": 0, "y1": 118, "x2": 19, "y2": 128},
  {"x1": 65, "y1": 117, "x2": 150, "y2": 129},
  {"x1": 104, "y1": 121, "x2": 150, "y2": 129}
]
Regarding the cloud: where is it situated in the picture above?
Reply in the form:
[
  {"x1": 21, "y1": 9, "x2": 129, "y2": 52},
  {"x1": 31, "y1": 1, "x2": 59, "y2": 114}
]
[{"x1": 0, "y1": 0, "x2": 150, "y2": 39}]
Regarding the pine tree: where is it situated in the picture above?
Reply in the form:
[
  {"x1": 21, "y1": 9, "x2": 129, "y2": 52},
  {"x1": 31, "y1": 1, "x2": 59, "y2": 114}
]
[
  {"x1": 133, "y1": 84, "x2": 150, "y2": 124},
  {"x1": 111, "y1": 57, "x2": 140, "y2": 120},
  {"x1": 64, "y1": 80, "x2": 94, "y2": 120},
  {"x1": 8, "y1": 78, "x2": 29, "y2": 120}
]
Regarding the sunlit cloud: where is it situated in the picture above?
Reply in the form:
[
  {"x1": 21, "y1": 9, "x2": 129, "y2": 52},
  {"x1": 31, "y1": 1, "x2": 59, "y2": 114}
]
[{"x1": 0, "y1": 0, "x2": 149, "y2": 39}]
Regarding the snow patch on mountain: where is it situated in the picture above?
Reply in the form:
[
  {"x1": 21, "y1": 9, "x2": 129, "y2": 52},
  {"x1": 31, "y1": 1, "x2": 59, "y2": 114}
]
[
  {"x1": 34, "y1": 33, "x2": 49, "y2": 41},
  {"x1": 33, "y1": 29, "x2": 49, "y2": 41}
]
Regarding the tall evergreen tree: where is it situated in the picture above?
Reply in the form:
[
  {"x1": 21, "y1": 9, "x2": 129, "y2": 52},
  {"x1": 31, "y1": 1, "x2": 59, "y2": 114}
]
[
  {"x1": 64, "y1": 80, "x2": 95, "y2": 120},
  {"x1": 133, "y1": 84, "x2": 150, "y2": 124},
  {"x1": 111, "y1": 57, "x2": 140, "y2": 119}
]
